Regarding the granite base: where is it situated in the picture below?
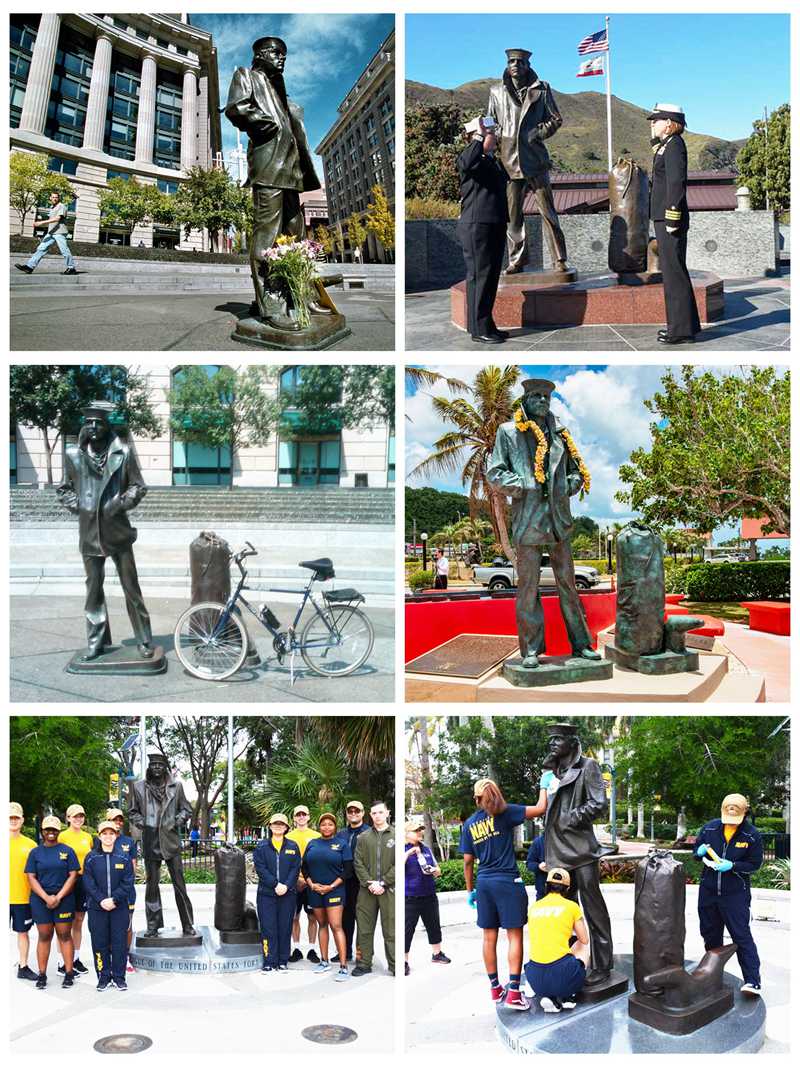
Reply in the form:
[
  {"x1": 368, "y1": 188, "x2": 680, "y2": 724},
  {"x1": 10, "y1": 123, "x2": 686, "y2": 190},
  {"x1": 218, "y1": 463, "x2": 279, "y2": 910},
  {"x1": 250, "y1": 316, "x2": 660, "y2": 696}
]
[
  {"x1": 66, "y1": 643, "x2": 167, "y2": 676},
  {"x1": 496, "y1": 954, "x2": 765, "y2": 1054},
  {"x1": 500, "y1": 267, "x2": 578, "y2": 286},
  {"x1": 130, "y1": 926, "x2": 264, "y2": 974},
  {"x1": 450, "y1": 271, "x2": 723, "y2": 329}
]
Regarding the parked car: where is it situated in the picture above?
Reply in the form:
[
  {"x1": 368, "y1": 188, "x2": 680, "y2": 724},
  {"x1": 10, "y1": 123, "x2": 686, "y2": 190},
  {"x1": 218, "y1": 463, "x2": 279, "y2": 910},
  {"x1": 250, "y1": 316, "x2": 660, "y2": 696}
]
[{"x1": 473, "y1": 557, "x2": 601, "y2": 592}]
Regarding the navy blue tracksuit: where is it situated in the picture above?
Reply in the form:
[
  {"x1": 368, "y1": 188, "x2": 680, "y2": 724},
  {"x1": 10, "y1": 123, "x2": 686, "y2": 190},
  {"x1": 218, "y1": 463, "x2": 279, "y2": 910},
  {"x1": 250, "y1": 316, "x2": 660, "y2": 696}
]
[
  {"x1": 253, "y1": 836, "x2": 301, "y2": 966},
  {"x1": 83, "y1": 849, "x2": 135, "y2": 982},
  {"x1": 694, "y1": 818, "x2": 763, "y2": 985}
]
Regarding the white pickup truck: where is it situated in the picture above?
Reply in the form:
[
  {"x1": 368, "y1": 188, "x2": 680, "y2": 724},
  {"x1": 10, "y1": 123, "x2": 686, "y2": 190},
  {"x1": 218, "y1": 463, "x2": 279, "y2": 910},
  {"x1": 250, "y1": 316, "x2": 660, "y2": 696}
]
[{"x1": 473, "y1": 557, "x2": 601, "y2": 592}]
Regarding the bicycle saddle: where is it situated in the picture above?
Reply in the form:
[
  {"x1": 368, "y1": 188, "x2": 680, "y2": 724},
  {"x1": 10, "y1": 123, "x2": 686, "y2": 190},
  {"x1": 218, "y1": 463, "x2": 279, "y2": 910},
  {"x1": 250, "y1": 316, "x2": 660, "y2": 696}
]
[{"x1": 299, "y1": 557, "x2": 335, "y2": 581}]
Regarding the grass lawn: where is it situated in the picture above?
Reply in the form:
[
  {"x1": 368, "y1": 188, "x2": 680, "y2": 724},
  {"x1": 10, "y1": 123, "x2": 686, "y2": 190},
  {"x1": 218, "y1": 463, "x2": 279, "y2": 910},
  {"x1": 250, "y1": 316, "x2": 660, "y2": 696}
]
[{"x1": 682, "y1": 600, "x2": 750, "y2": 624}]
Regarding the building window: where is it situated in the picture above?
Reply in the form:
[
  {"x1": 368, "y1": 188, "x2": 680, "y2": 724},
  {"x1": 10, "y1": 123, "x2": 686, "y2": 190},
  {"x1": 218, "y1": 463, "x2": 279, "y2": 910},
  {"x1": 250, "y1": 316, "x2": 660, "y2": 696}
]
[
  {"x1": 171, "y1": 366, "x2": 232, "y2": 486},
  {"x1": 48, "y1": 155, "x2": 79, "y2": 176},
  {"x1": 10, "y1": 436, "x2": 18, "y2": 486},
  {"x1": 157, "y1": 178, "x2": 179, "y2": 195},
  {"x1": 44, "y1": 25, "x2": 94, "y2": 143},
  {"x1": 154, "y1": 70, "x2": 183, "y2": 168},
  {"x1": 10, "y1": 14, "x2": 38, "y2": 127},
  {"x1": 103, "y1": 57, "x2": 141, "y2": 160},
  {"x1": 379, "y1": 95, "x2": 392, "y2": 118},
  {"x1": 278, "y1": 438, "x2": 341, "y2": 487},
  {"x1": 383, "y1": 117, "x2": 394, "y2": 137},
  {"x1": 387, "y1": 434, "x2": 395, "y2": 485}
]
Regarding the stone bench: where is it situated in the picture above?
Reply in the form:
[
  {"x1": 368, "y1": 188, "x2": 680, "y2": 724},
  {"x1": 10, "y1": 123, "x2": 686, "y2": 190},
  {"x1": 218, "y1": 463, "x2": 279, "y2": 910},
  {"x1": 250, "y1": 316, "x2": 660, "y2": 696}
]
[{"x1": 740, "y1": 600, "x2": 790, "y2": 635}]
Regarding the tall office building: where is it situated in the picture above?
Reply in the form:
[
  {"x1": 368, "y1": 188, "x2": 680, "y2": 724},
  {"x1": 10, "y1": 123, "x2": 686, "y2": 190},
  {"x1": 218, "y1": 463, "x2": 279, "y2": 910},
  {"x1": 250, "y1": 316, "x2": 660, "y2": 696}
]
[
  {"x1": 315, "y1": 29, "x2": 395, "y2": 262},
  {"x1": 10, "y1": 13, "x2": 221, "y2": 249}
]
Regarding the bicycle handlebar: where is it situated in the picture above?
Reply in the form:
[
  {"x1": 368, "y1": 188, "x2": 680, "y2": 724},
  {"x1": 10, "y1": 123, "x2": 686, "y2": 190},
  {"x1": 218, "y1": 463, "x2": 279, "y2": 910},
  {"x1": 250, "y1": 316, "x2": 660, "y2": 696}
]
[{"x1": 233, "y1": 542, "x2": 258, "y2": 570}]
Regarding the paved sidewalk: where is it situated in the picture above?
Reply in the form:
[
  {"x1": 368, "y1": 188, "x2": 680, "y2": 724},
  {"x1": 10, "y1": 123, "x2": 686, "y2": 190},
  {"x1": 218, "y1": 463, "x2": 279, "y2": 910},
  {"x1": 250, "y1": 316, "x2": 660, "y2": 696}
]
[
  {"x1": 10, "y1": 885, "x2": 393, "y2": 1056},
  {"x1": 405, "y1": 274, "x2": 789, "y2": 352},
  {"x1": 10, "y1": 595, "x2": 394, "y2": 704},
  {"x1": 11, "y1": 288, "x2": 395, "y2": 351},
  {"x1": 406, "y1": 886, "x2": 790, "y2": 1054}
]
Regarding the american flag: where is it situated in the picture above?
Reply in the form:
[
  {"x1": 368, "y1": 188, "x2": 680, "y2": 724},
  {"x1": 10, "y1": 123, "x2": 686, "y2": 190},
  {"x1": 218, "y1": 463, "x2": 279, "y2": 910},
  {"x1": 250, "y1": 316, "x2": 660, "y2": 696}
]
[
  {"x1": 577, "y1": 57, "x2": 604, "y2": 78},
  {"x1": 578, "y1": 29, "x2": 608, "y2": 55}
]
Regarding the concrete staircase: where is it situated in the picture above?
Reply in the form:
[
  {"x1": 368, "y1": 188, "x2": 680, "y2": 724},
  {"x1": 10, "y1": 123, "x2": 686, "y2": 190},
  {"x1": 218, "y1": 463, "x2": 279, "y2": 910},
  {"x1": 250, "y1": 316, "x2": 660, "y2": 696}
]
[{"x1": 11, "y1": 485, "x2": 395, "y2": 525}]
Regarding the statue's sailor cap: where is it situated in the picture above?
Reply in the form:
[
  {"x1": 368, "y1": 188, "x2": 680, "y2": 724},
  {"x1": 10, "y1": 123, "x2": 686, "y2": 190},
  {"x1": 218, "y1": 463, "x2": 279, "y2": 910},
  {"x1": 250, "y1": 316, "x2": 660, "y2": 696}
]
[
  {"x1": 505, "y1": 48, "x2": 532, "y2": 61},
  {"x1": 253, "y1": 36, "x2": 287, "y2": 54},
  {"x1": 547, "y1": 722, "x2": 579, "y2": 738},
  {"x1": 647, "y1": 102, "x2": 686, "y2": 125},
  {"x1": 522, "y1": 379, "x2": 556, "y2": 396},
  {"x1": 82, "y1": 399, "x2": 115, "y2": 421}
]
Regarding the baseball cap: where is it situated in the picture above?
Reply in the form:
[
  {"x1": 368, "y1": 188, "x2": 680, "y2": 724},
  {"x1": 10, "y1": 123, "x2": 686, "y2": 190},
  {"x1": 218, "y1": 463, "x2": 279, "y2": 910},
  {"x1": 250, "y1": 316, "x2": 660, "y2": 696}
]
[
  {"x1": 66, "y1": 804, "x2": 85, "y2": 818},
  {"x1": 546, "y1": 867, "x2": 571, "y2": 888},
  {"x1": 97, "y1": 820, "x2": 119, "y2": 834},
  {"x1": 106, "y1": 808, "x2": 125, "y2": 821},
  {"x1": 405, "y1": 819, "x2": 425, "y2": 833},
  {"x1": 41, "y1": 815, "x2": 62, "y2": 831},
  {"x1": 345, "y1": 800, "x2": 364, "y2": 812},
  {"x1": 473, "y1": 778, "x2": 497, "y2": 797},
  {"x1": 10, "y1": 802, "x2": 24, "y2": 819},
  {"x1": 318, "y1": 811, "x2": 338, "y2": 827},
  {"x1": 720, "y1": 794, "x2": 748, "y2": 825},
  {"x1": 293, "y1": 805, "x2": 310, "y2": 817},
  {"x1": 269, "y1": 813, "x2": 290, "y2": 827}
]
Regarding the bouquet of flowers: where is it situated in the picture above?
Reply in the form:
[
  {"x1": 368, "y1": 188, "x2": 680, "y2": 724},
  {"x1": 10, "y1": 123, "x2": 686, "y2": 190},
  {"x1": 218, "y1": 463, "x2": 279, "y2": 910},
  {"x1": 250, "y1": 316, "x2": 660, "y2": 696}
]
[{"x1": 262, "y1": 235, "x2": 322, "y2": 329}]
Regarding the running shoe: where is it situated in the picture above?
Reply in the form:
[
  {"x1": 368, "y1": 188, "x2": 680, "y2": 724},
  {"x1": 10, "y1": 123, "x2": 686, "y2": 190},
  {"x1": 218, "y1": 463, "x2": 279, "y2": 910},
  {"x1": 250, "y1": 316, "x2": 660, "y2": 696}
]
[
  {"x1": 17, "y1": 965, "x2": 38, "y2": 981},
  {"x1": 313, "y1": 961, "x2": 331, "y2": 974},
  {"x1": 289, "y1": 948, "x2": 303, "y2": 963},
  {"x1": 62, "y1": 971, "x2": 75, "y2": 988},
  {"x1": 307, "y1": 949, "x2": 321, "y2": 963},
  {"x1": 73, "y1": 958, "x2": 89, "y2": 974},
  {"x1": 431, "y1": 951, "x2": 451, "y2": 964},
  {"x1": 334, "y1": 967, "x2": 350, "y2": 982},
  {"x1": 741, "y1": 982, "x2": 762, "y2": 996},
  {"x1": 540, "y1": 997, "x2": 561, "y2": 1013}
]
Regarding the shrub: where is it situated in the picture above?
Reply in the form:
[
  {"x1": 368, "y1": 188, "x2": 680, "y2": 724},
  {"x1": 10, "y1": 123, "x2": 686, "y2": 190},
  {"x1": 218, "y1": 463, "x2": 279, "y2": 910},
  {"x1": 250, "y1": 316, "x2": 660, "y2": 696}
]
[
  {"x1": 577, "y1": 558, "x2": 609, "y2": 575},
  {"x1": 663, "y1": 559, "x2": 702, "y2": 594},
  {"x1": 405, "y1": 197, "x2": 459, "y2": 220},
  {"x1": 683, "y1": 561, "x2": 789, "y2": 602},
  {"x1": 754, "y1": 816, "x2": 786, "y2": 833},
  {"x1": 11, "y1": 234, "x2": 247, "y2": 266},
  {"x1": 762, "y1": 859, "x2": 790, "y2": 891},
  {"x1": 408, "y1": 569, "x2": 435, "y2": 591}
]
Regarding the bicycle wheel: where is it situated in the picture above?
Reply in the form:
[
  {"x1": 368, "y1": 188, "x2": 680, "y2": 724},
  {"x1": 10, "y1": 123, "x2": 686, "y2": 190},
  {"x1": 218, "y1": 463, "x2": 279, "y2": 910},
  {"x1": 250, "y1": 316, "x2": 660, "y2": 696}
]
[
  {"x1": 174, "y1": 601, "x2": 249, "y2": 681},
  {"x1": 300, "y1": 605, "x2": 375, "y2": 677}
]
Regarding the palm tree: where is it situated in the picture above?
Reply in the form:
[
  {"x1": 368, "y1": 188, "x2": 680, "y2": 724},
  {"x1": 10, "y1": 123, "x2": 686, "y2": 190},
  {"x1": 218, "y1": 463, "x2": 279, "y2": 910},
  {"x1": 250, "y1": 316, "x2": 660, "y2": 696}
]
[
  {"x1": 405, "y1": 366, "x2": 468, "y2": 393},
  {"x1": 409, "y1": 365, "x2": 521, "y2": 561},
  {"x1": 307, "y1": 717, "x2": 395, "y2": 802},
  {"x1": 254, "y1": 739, "x2": 349, "y2": 825}
]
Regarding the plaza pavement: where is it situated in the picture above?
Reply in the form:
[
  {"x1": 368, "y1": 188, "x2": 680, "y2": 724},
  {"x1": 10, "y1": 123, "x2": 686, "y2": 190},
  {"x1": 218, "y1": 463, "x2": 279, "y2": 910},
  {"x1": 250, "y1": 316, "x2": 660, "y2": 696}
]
[
  {"x1": 10, "y1": 884, "x2": 394, "y2": 1057},
  {"x1": 405, "y1": 273, "x2": 790, "y2": 352},
  {"x1": 10, "y1": 288, "x2": 395, "y2": 351},
  {"x1": 10, "y1": 594, "x2": 395, "y2": 704},
  {"x1": 406, "y1": 886, "x2": 790, "y2": 1054}
]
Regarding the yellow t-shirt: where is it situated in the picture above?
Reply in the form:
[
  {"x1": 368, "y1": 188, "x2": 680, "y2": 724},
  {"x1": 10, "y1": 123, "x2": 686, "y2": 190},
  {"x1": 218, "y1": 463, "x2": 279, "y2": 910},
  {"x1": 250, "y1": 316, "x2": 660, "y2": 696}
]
[
  {"x1": 10, "y1": 834, "x2": 38, "y2": 905},
  {"x1": 723, "y1": 825, "x2": 736, "y2": 843},
  {"x1": 286, "y1": 827, "x2": 321, "y2": 857},
  {"x1": 57, "y1": 828, "x2": 94, "y2": 873},
  {"x1": 529, "y1": 892, "x2": 584, "y2": 965},
  {"x1": 272, "y1": 836, "x2": 283, "y2": 851}
]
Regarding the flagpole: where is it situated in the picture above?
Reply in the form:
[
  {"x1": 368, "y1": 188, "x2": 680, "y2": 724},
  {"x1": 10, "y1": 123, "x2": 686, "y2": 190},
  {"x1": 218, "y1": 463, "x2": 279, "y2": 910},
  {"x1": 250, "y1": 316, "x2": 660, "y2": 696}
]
[{"x1": 605, "y1": 15, "x2": 613, "y2": 170}]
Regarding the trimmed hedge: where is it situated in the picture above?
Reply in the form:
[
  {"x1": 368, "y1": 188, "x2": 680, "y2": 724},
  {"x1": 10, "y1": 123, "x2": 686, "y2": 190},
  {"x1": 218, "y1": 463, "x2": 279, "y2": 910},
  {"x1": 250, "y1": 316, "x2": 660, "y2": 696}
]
[
  {"x1": 11, "y1": 234, "x2": 248, "y2": 266},
  {"x1": 754, "y1": 816, "x2": 786, "y2": 833},
  {"x1": 684, "y1": 561, "x2": 790, "y2": 602},
  {"x1": 409, "y1": 568, "x2": 435, "y2": 591}
]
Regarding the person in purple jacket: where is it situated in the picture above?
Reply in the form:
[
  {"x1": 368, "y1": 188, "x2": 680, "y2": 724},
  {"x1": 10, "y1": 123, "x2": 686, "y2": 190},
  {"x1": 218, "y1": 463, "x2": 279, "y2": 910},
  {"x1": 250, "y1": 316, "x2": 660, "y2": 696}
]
[{"x1": 404, "y1": 819, "x2": 451, "y2": 977}]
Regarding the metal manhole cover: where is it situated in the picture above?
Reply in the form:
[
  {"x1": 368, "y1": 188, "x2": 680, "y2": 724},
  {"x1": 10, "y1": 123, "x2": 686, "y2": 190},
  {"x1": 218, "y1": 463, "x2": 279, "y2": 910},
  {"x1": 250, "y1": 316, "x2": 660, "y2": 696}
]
[
  {"x1": 93, "y1": 1035, "x2": 153, "y2": 1055},
  {"x1": 301, "y1": 1025, "x2": 358, "y2": 1045}
]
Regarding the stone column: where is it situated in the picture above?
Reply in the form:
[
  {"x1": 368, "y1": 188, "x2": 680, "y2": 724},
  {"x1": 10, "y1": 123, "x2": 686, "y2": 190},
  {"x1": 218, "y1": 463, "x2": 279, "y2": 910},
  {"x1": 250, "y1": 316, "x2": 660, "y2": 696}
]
[
  {"x1": 180, "y1": 67, "x2": 198, "y2": 173},
  {"x1": 82, "y1": 32, "x2": 113, "y2": 152},
  {"x1": 135, "y1": 52, "x2": 158, "y2": 164},
  {"x1": 18, "y1": 12, "x2": 61, "y2": 134}
]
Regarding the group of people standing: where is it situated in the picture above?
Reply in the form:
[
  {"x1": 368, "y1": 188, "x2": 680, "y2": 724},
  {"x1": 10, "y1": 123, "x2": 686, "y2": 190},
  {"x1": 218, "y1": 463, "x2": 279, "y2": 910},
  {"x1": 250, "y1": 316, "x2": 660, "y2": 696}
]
[
  {"x1": 11, "y1": 796, "x2": 395, "y2": 992},
  {"x1": 253, "y1": 800, "x2": 395, "y2": 978}
]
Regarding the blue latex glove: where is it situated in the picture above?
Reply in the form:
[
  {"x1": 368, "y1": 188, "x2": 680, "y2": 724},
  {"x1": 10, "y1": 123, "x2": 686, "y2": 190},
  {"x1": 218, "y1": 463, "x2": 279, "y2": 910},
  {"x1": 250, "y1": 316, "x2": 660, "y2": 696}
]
[
  {"x1": 714, "y1": 859, "x2": 733, "y2": 873},
  {"x1": 467, "y1": 888, "x2": 478, "y2": 908},
  {"x1": 540, "y1": 770, "x2": 555, "y2": 790},
  {"x1": 696, "y1": 843, "x2": 709, "y2": 857}
]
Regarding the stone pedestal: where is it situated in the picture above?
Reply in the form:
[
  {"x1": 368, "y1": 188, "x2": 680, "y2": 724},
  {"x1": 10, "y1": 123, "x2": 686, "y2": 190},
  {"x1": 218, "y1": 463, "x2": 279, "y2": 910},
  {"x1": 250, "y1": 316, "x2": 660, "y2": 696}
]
[
  {"x1": 130, "y1": 926, "x2": 263, "y2": 974},
  {"x1": 500, "y1": 267, "x2": 578, "y2": 287},
  {"x1": 578, "y1": 968, "x2": 629, "y2": 1003},
  {"x1": 450, "y1": 271, "x2": 723, "y2": 329},
  {"x1": 604, "y1": 643, "x2": 700, "y2": 675},
  {"x1": 219, "y1": 929, "x2": 262, "y2": 945},
  {"x1": 628, "y1": 986, "x2": 734, "y2": 1036},
  {"x1": 135, "y1": 927, "x2": 203, "y2": 948},
  {"x1": 232, "y1": 310, "x2": 350, "y2": 351},
  {"x1": 66, "y1": 643, "x2": 167, "y2": 676},
  {"x1": 502, "y1": 654, "x2": 613, "y2": 688}
]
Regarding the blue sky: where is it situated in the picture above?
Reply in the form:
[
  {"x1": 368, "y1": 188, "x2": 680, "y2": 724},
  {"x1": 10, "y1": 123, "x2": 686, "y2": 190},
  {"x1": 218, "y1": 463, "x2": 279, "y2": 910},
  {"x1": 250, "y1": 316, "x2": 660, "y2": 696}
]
[
  {"x1": 189, "y1": 13, "x2": 394, "y2": 175},
  {"x1": 406, "y1": 14, "x2": 790, "y2": 142},
  {"x1": 405, "y1": 364, "x2": 789, "y2": 547}
]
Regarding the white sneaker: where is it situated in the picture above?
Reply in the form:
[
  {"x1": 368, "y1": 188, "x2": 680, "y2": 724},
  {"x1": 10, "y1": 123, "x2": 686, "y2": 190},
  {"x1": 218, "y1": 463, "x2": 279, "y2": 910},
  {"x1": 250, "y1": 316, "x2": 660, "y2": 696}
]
[
  {"x1": 741, "y1": 982, "x2": 762, "y2": 996},
  {"x1": 561, "y1": 999, "x2": 577, "y2": 1009},
  {"x1": 540, "y1": 997, "x2": 561, "y2": 1013}
]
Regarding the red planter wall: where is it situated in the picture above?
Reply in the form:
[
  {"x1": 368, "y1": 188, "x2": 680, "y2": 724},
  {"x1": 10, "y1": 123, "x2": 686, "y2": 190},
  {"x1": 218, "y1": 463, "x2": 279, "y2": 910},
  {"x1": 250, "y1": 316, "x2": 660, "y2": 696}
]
[{"x1": 405, "y1": 592, "x2": 618, "y2": 663}]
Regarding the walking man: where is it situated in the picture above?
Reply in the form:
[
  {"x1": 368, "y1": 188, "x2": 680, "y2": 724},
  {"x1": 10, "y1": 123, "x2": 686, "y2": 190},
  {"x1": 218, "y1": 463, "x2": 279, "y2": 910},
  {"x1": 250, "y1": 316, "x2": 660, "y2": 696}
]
[
  {"x1": 16, "y1": 191, "x2": 77, "y2": 275},
  {"x1": 353, "y1": 801, "x2": 395, "y2": 976}
]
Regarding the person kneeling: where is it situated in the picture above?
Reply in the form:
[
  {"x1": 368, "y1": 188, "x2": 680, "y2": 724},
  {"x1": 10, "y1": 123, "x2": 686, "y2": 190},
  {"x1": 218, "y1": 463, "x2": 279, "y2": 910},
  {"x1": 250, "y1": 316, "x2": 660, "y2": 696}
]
[{"x1": 525, "y1": 868, "x2": 589, "y2": 1012}]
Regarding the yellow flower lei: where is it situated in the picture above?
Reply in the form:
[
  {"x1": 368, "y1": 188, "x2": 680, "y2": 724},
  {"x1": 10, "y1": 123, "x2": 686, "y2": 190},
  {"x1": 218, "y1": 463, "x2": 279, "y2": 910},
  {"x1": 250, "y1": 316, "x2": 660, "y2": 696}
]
[{"x1": 513, "y1": 409, "x2": 591, "y2": 493}]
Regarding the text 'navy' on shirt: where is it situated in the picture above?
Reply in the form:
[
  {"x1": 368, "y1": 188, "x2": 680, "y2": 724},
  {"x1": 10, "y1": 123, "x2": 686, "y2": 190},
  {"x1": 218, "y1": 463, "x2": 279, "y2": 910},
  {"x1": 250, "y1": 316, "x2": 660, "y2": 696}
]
[
  {"x1": 304, "y1": 836, "x2": 352, "y2": 885},
  {"x1": 459, "y1": 803, "x2": 527, "y2": 877},
  {"x1": 24, "y1": 843, "x2": 80, "y2": 893}
]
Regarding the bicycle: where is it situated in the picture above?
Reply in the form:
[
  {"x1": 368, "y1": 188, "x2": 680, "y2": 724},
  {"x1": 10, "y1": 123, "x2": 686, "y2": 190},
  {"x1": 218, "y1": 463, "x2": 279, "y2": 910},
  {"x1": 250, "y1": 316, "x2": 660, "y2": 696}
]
[{"x1": 173, "y1": 542, "x2": 375, "y2": 682}]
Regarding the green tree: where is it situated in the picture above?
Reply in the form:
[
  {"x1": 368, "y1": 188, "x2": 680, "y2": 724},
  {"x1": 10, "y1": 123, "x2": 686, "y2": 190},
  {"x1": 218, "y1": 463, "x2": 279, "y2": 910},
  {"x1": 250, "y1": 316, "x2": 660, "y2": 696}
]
[
  {"x1": 617, "y1": 366, "x2": 790, "y2": 536},
  {"x1": 169, "y1": 366, "x2": 282, "y2": 490},
  {"x1": 571, "y1": 533, "x2": 596, "y2": 559},
  {"x1": 99, "y1": 176, "x2": 175, "y2": 231},
  {"x1": 10, "y1": 365, "x2": 161, "y2": 485},
  {"x1": 405, "y1": 103, "x2": 465, "y2": 204},
  {"x1": 172, "y1": 165, "x2": 252, "y2": 250},
  {"x1": 10, "y1": 151, "x2": 75, "y2": 233},
  {"x1": 365, "y1": 184, "x2": 395, "y2": 256},
  {"x1": 290, "y1": 365, "x2": 395, "y2": 433},
  {"x1": 346, "y1": 212, "x2": 368, "y2": 259},
  {"x1": 314, "y1": 223, "x2": 335, "y2": 258},
  {"x1": 10, "y1": 716, "x2": 123, "y2": 826},
  {"x1": 405, "y1": 487, "x2": 474, "y2": 541},
  {"x1": 615, "y1": 717, "x2": 790, "y2": 823},
  {"x1": 409, "y1": 365, "x2": 521, "y2": 561},
  {"x1": 736, "y1": 103, "x2": 790, "y2": 214}
]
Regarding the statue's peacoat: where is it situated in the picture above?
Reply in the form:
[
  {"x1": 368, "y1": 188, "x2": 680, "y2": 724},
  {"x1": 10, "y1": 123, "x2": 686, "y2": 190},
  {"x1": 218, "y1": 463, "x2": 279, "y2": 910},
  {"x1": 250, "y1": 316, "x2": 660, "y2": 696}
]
[
  {"x1": 543, "y1": 755, "x2": 613, "y2": 870},
  {"x1": 129, "y1": 775, "x2": 194, "y2": 861}
]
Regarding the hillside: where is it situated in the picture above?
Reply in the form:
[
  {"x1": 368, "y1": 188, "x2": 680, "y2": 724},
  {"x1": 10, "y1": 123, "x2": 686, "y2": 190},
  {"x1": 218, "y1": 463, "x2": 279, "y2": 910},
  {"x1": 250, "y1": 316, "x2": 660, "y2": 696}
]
[{"x1": 407, "y1": 79, "x2": 745, "y2": 172}]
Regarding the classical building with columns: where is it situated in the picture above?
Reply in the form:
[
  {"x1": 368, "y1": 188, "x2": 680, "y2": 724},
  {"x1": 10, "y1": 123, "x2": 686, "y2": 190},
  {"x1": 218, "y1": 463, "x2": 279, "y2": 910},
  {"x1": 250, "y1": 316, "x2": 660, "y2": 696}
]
[
  {"x1": 12, "y1": 365, "x2": 396, "y2": 491},
  {"x1": 10, "y1": 13, "x2": 221, "y2": 250}
]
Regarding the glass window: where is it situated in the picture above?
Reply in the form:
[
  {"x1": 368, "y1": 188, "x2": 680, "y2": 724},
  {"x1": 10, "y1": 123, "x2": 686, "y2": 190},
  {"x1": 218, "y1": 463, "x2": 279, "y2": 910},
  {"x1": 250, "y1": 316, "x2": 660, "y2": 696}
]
[
  {"x1": 388, "y1": 434, "x2": 396, "y2": 484},
  {"x1": 157, "y1": 179, "x2": 179, "y2": 195},
  {"x1": 278, "y1": 440, "x2": 297, "y2": 486},
  {"x1": 171, "y1": 366, "x2": 232, "y2": 486},
  {"x1": 48, "y1": 155, "x2": 79, "y2": 176}
]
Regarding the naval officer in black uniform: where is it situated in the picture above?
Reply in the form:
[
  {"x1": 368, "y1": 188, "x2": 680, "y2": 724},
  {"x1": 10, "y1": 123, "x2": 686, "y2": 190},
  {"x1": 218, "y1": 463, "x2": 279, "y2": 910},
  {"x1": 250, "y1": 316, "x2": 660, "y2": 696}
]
[
  {"x1": 649, "y1": 102, "x2": 701, "y2": 345},
  {"x1": 456, "y1": 116, "x2": 509, "y2": 344}
]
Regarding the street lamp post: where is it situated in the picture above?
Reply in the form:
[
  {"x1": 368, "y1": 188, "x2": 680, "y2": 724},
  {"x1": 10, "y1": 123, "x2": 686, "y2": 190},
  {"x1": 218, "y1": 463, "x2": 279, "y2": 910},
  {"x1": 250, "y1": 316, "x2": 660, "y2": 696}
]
[
  {"x1": 421, "y1": 532, "x2": 428, "y2": 572},
  {"x1": 227, "y1": 715, "x2": 235, "y2": 844}
]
